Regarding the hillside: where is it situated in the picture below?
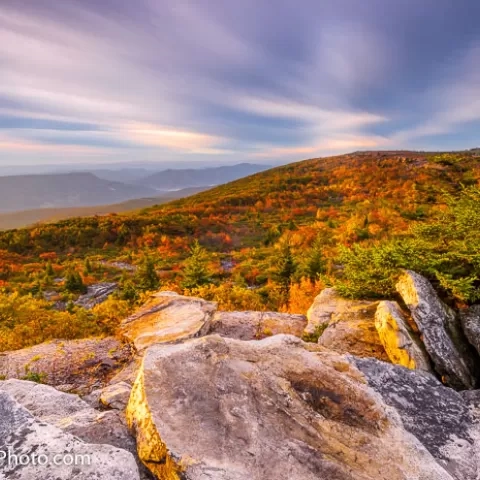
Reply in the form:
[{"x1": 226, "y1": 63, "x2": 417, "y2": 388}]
[
  {"x1": 0, "y1": 186, "x2": 208, "y2": 230},
  {"x1": 0, "y1": 150, "x2": 479, "y2": 351},
  {"x1": 0, "y1": 172, "x2": 155, "y2": 213},
  {"x1": 136, "y1": 163, "x2": 270, "y2": 189}
]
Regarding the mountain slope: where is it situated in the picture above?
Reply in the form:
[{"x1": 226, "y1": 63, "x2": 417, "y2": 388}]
[
  {"x1": 136, "y1": 163, "x2": 270, "y2": 189},
  {"x1": 0, "y1": 172, "x2": 156, "y2": 213}
]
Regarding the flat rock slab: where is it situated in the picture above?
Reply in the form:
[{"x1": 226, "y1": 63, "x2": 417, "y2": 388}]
[
  {"x1": 0, "y1": 389, "x2": 139, "y2": 480},
  {"x1": 120, "y1": 291, "x2": 217, "y2": 350},
  {"x1": 396, "y1": 270, "x2": 478, "y2": 389},
  {"x1": 127, "y1": 334, "x2": 456, "y2": 480},
  {"x1": 0, "y1": 337, "x2": 132, "y2": 395},
  {"x1": 209, "y1": 311, "x2": 306, "y2": 340}
]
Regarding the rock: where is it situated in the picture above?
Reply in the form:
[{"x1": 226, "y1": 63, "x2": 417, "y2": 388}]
[
  {"x1": 396, "y1": 270, "x2": 478, "y2": 389},
  {"x1": 75, "y1": 282, "x2": 117, "y2": 309},
  {"x1": 307, "y1": 289, "x2": 388, "y2": 360},
  {"x1": 120, "y1": 291, "x2": 217, "y2": 350},
  {"x1": 0, "y1": 389, "x2": 139, "y2": 480},
  {"x1": 0, "y1": 337, "x2": 132, "y2": 395},
  {"x1": 209, "y1": 311, "x2": 307, "y2": 340},
  {"x1": 0, "y1": 379, "x2": 152, "y2": 479},
  {"x1": 354, "y1": 357, "x2": 480, "y2": 480},
  {"x1": 127, "y1": 334, "x2": 455, "y2": 480},
  {"x1": 375, "y1": 300, "x2": 432, "y2": 371},
  {"x1": 100, "y1": 381, "x2": 132, "y2": 410},
  {"x1": 460, "y1": 305, "x2": 480, "y2": 356}
]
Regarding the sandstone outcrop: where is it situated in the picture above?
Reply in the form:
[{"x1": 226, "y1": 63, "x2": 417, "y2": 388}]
[
  {"x1": 375, "y1": 300, "x2": 432, "y2": 371},
  {"x1": 120, "y1": 291, "x2": 216, "y2": 350},
  {"x1": 308, "y1": 289, "x2": 388, "y2": 360},
  {"x1": 127, "y1": 334, "x2": 458, "y2": 480},
  {"x1": 396, "y1": 270, "x2": 478, "y2": 389},
  {"x1": 209, "y1": 310, "x2": 306, "y2": 340},
  {"x1": 100, "y1": 381, "x2": 132, "y2": 410},
  {"x1": 0, "y1": 337, "x2": 132, "y2": 394},
  {"x1": 460, "y1": 305, "x2": 480, "y2": 357},
  {"x1": 0, "y1": 388, "x2": 140, "y2": 480}
]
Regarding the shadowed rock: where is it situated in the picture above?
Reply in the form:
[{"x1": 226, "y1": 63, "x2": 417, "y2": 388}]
[{"x1": 460, "y1": 305, "x2": 480, "y2": 357}]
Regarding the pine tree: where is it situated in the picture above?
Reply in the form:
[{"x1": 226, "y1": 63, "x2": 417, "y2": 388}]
[
  {"x1": 136, "y1": 256, "x2": 160, "y2": 291},
  {"x1": 181, "y1": 240, "x2": 211, "y2": 290},
  {"x1": 84, "y1": 258, "x2": 92, "y2": 275},
  {"x1": 302, "y1": 238, "x2": 325, "y2": 283},
  {"x1": 65, "y1": 270, "x2": 87, "y2": 294},
  {"x1": 45, "y1": 261, "x2": 54, "y2": 277},
  {"x1": 275, "y1": 241, "x2": 297, "y2": 305}
]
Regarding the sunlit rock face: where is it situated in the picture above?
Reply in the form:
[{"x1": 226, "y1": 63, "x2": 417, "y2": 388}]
[
  {"x1": 127, "y1": 334, "x2": 465, "y2": 480},
  {"x1": 307, "y1": 288, "x2": 388, "y2": 361},
  {"x1": 120, "y1": 291, "x2": 217, "y2": 351},
  {"x1": 396, "y1": 270, "x2": 478, "y2": 389},
  {"x1": 375, "y1": 300, "x2": 432, "y2": 371}
]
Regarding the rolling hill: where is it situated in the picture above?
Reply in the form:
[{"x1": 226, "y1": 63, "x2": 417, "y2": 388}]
[{"x1": 0, "y1": 187, "x2": 208, "y2": 230}]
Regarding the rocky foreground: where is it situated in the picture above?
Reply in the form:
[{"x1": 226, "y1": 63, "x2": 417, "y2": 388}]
[{"x1": 2, "y1": 270, "x2": 480, "y2": 479}]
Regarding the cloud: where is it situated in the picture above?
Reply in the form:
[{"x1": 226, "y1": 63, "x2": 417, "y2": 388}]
[{"x1": 0, "y1": 0, "x2": 479, "y2": 165}]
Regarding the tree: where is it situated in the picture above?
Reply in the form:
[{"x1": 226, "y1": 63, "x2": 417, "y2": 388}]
[
  {"x1": 182, "y1": 240, "x2": 211, "y2": 290},
  {"x1": 136, "y1": 256, "x2": 160, "y2": 291},
  {"x1": 83, "y1": 258, "x2": 92, "y2": 275},
  {"x1": 275, "y1": 241, "x2": 297, "y2": 305},
  {"x1": 65, "y1": 270, "x2": 87, "y2": 294},
  {"x1": 45, "y1": 261, "x2": 54, "y2": 278},
  {"x1": 301, "y1": 238, "x2": 325, "y2": 283}
]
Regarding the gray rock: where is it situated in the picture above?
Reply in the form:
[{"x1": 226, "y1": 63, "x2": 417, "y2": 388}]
[
  {"x1": 100, "y1": 381, "x2": 132, "y2": 410},
  {"x1": 75, "y1": 282, "x2": 118, "y2": 309},
  {"x1": 354, "y1": 357, "x2": 480, "y2": 480},
  {"x1": 396, "y1": 270, "x2": 478, "y2": 389},
  {"x1": 0, "y1": 389, "x2": 139, "y2": 480},
  {"x1": 460, "y1": 305, "x2": 480, "y2": 356},
  {"x1": 127, "y1": 334, "x2": 454, "y2": 480}
]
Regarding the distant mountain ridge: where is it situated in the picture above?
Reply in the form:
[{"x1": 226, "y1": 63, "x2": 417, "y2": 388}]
[{"x1": 135, "y1": 163, "x2": 270, "y2": 190}]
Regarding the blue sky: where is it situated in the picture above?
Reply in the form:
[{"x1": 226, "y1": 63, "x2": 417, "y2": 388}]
[{"x1": 0, "y1": 0, "x2": 479, "y2": 166}]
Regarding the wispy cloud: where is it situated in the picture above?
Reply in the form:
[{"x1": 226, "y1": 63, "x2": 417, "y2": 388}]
[{"x1": 0, "y1": 0, "x2": 479, "y2": 165}]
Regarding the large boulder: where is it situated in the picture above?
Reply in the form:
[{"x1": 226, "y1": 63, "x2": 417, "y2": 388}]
[
  {"x1": 396, "y1": 270, "x2": 478, "y2": 389},
  {"x1": 120, "y1": 291, "x2": 216, "y2": 350},
  {"x1": 0, "y1": 337, "x2": 132, "y2": 395},
  {"x1": 460, "y1": 305, "x2": 480, "y2": 357},
  {"x1": 354, "y1": 357, "x2": 480, "y2": 480},
  {"x1": 375, "y1": 301, "x2": 432, "y2": 371},
  {"x1": 126, "y1": 334, "x2": 457, "y2": 480},
  {"x1": 209, "y1": 311, "x2": 306, "y2": 340},
  {"x1": 307, "y1": 289, "x2": 388, "y2": 360},
  {"x1": 0, "y1": 389, "x2": 139, "y2": 479}
]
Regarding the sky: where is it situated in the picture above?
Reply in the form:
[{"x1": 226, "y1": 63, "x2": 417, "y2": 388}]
[{"x1": 0, "y1": 0, "x2": 479, "y2": 167}]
